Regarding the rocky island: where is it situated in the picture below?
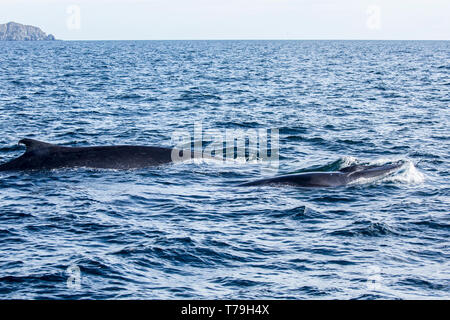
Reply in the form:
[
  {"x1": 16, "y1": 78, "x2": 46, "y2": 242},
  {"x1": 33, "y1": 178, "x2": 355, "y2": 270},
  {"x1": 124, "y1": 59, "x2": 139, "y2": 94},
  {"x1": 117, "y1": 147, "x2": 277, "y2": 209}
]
[{"x1": 0, "y1": 22, "x2": 56, "y2": 41}]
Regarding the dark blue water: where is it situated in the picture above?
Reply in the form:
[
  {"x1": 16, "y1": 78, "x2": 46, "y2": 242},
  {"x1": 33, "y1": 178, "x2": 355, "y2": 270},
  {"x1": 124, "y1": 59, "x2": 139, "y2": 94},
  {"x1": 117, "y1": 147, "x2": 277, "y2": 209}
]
[{"x1": 0, "y1": 41, "x2": 448, "y2": 299}]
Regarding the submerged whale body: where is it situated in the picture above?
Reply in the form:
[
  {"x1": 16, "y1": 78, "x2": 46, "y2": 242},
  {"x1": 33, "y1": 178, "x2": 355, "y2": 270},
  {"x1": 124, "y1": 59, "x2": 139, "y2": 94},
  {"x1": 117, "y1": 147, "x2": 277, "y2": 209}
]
[
  {"x1": 0, "y1": 138, "x2": 180, "y2": 171},
  {"x1": 239, "y1": 162, "x2": 404, "y2": 187}
]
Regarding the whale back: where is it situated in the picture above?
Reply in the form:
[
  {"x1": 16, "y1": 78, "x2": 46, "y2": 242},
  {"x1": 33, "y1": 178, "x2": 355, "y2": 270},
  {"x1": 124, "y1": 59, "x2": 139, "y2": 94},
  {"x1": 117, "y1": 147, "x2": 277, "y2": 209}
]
[
  {"x1": 0, "y1": 139, "x2": 175, "y2": 171},
  {"x1": 338, "y1": 164, "x2": 366, "y2": 173},
  {"x1": 346, "y1": 162, "x2": 403, "y2": 182},
  {"x1": 239, "y1": 162, "x2": 404, "y2": 187}
]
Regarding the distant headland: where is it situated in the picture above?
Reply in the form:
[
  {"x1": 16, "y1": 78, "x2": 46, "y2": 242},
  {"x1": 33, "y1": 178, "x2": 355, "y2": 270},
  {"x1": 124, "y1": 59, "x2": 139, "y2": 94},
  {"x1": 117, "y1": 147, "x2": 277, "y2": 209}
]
[{"x1": 0, "y1": 22, "x2": 56, "y2": 41}]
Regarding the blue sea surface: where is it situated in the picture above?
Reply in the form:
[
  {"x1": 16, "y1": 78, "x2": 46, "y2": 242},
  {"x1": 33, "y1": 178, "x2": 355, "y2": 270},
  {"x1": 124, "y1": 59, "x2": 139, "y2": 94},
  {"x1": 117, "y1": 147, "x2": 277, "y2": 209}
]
[{"x1": 0, "y1": 40, "x2": 448, "y2": 299}]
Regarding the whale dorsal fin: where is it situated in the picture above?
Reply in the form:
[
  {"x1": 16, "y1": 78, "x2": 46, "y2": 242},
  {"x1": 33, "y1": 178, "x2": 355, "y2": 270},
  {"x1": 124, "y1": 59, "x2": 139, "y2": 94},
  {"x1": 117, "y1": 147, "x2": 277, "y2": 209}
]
[{"x1": 19, "y1": 138, "x2": 55, "y2": 153}]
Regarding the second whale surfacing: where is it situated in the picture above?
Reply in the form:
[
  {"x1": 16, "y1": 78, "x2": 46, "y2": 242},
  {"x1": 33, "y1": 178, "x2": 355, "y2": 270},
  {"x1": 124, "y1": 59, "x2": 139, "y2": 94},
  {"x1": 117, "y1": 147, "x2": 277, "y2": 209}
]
[
  {"x1": 0, "y1": 138, "x2": 185, "y2": 171},
  {"x1": 239, "y1": 162, "x2": 404, "y2": 188}
]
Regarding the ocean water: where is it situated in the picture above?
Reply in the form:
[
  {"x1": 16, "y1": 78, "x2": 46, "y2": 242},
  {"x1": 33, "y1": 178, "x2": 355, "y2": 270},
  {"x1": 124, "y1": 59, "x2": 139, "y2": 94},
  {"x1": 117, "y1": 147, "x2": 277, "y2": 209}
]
[{"x1": 0, "y1": 40, "x2": 448, "y2": 299}]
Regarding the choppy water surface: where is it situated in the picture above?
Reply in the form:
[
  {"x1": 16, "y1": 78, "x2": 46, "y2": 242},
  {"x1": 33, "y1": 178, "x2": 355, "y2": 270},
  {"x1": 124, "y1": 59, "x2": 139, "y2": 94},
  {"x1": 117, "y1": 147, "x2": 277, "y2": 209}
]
[{"x1": 0, "y1": 41, "x2": 448, "y2": 299}]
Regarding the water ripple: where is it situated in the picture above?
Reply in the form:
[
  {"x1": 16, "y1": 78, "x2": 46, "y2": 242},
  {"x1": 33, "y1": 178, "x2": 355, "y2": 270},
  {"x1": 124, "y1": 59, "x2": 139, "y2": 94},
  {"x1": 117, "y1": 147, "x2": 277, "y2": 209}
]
[{"x1": 0, "y1": 40, "x2": 448, "y2": 299}]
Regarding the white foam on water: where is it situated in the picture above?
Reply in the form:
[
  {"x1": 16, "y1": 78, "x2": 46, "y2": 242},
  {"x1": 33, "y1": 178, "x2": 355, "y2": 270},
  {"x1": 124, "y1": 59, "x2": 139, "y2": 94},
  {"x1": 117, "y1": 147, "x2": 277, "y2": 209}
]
[
  {"x1": 350, "y1": 158, "x2": 425, "y2": 186},
  {"x1": 383, "y1": 160, "x2": 425, "y2": 184},
  {"x1": 340, "y1": 156, "x2": 358, "y2": 167}
]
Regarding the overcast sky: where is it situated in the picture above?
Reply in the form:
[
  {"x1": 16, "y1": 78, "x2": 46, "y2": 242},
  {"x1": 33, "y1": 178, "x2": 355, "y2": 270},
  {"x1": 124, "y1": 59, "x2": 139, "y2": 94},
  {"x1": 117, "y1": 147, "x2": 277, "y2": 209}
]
[{"x1": 1, "y1": 0, "x2": 449, "y2": 40}]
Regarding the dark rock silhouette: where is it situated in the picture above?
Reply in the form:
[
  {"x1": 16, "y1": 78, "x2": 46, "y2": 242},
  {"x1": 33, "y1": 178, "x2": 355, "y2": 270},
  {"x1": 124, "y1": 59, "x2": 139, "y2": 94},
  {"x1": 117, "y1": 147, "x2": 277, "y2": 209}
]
[{"x1": 0, "y1": 21, "x2": 56, "y2": 41}]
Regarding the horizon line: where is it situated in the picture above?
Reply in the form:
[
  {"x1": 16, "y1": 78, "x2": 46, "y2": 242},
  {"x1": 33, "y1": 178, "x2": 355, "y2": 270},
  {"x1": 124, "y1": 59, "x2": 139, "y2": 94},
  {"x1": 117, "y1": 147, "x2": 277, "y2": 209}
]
[{"x1": 36, "y1": 39, "x2": 450, "y2": 42}]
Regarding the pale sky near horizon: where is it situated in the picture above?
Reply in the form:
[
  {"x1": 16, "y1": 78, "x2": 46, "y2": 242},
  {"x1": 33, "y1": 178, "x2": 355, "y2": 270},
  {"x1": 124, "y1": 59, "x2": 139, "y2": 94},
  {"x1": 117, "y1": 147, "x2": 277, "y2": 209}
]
[{"x1": 0, "y1": 0, "x2": 449, "y2": 40}]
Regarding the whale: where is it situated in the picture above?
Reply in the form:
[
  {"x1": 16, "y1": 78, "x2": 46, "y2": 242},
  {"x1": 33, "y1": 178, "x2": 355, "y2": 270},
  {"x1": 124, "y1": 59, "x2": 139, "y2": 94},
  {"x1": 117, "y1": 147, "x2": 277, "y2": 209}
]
[
  {"x1": 0, "y1": 138, "x2": 185, "y2": 171},
  {"x1": 239, "y1": 162, "x2": 404, "y2": 187},
  {"x1": 0, "y1": 139, "x2": 405, "y2": 188}
]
